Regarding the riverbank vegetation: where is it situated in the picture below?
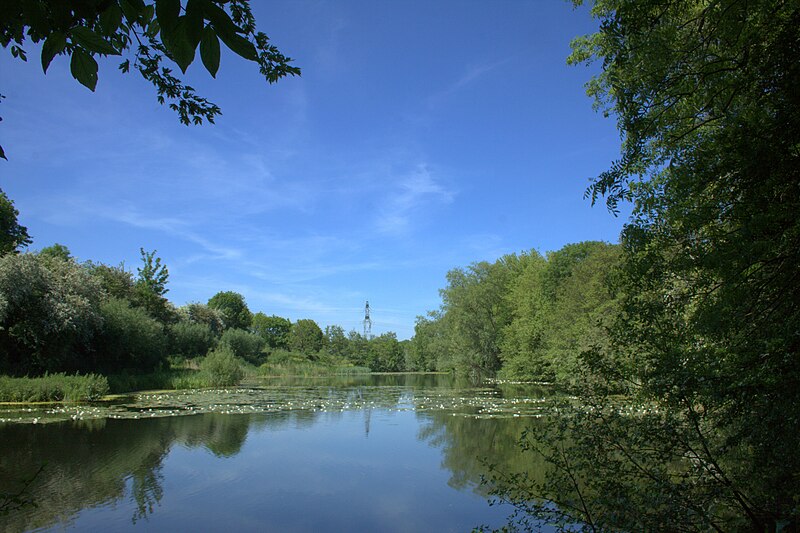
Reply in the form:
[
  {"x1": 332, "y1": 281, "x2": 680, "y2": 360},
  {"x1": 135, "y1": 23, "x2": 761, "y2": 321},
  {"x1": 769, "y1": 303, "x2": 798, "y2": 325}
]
[
  {"x1": 0, "y1": 239, "x2": 407, "y2": 396},
  {"x1": 412, "y1": 0, "x2": 798, "y2": 530}
]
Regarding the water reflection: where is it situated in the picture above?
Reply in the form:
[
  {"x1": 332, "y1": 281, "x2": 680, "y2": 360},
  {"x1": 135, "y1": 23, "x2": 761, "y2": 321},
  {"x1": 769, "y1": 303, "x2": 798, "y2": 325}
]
[{"x1": 0, "y1": 375, "x2": 553, "y2": 532}]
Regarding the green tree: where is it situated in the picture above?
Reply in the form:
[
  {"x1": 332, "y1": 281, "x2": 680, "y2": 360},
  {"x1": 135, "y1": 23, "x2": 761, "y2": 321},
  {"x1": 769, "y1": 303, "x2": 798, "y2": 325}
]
[
  {"x1": 207, "y1": 290, "x2": 252, "y2": 330},
  {"x1": 0, "y1": 253, "x2": 103, "y2": 374},
  {"x1": 439, "y1": 253, "x2": 528, "y2": 377},
  {"x1": 493, "y1": 1, "x2": 800, "y2": 530},
  {"x1": 498, "y1": 250, "x2": 550, "y2": 381},
  {"x1": 179, "y1": 302, "x2": 225, "y2": 336},
  {"x1": 93, "y1": 297, "x2": 167, "y2": 372},
  {"x1": 86, "y1": 262, "x2": 136, "y2": 302},
  {"x1": 288, "y1": 318, "x2": 324, "y2": 356},
  {"x1": 168, "y1": 319, "x2": 215, "y2": 358},
  {"x1": 407, "y1": 312, "x2": 449, "y2": 372},
  {"x1": 0, "y1": 0, "x2": 300, "y2": 159},
  {"x1": 134, "y1": 248, "x2": 174, "y2": 324},
  {"x1": 368, "y1": 332, "x2": 404, "y2": 372},
  {"x1": 219, "y1": 327, "x2": 264, "y2": 365},
  {"x1": 38, "y1": 243, "x2": 72, "y2": 263},
  {"x1": 0, "y1": 189, "x2": 31, "y2": 254},
  {"x1": 324, "y1": 324, "x2": 349, "y2": 358},
  {"x1": 251, "y1": 312, "x2": 291, "y2": 350}
]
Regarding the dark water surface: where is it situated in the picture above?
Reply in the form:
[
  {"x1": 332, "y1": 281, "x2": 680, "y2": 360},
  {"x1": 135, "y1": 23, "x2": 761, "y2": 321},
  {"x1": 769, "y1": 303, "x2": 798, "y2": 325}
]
[{"x1": 1, "y1": 374, "x2": 552, "y2": 532}]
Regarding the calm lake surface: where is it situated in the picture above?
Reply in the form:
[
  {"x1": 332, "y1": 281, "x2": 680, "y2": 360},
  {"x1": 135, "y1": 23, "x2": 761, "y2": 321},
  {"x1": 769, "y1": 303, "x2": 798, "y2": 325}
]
[{"x1": 0, "y1": 374, "x2": 554, "y2": 532}]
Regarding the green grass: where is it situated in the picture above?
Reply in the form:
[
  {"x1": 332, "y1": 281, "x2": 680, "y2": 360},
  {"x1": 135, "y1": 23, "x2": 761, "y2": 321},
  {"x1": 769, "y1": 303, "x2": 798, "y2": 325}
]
[
  {"x1": 258, "y1": 361, "x2": 371, "y2": 377},
  {"x1": 0, "y1": 373, "x2": 109, "y2": 403}
]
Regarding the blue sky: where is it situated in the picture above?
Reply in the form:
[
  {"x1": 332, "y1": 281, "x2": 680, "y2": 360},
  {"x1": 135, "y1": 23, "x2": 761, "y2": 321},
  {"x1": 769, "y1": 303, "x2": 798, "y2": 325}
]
[{"x1": 1, "y1": 1, "x2": 627, "y2": 339}]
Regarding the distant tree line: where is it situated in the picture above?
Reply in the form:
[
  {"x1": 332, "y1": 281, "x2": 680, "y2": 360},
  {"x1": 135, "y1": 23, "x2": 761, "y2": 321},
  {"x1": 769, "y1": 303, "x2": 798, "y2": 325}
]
[
  {"x1": 405, "y1": 241, "x2": 620, "y2": 384},
  {"x1": 0, "y1": 226, "x2": 406, "y2": 377}
]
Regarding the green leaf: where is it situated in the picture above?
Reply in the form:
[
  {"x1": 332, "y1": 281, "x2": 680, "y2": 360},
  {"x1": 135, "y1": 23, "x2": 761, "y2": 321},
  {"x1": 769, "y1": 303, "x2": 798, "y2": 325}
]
[
  {"x1": 70, "y1": 49, "x2": 99, "y2": 91},
  {"x1": 71, "y1": 27, "x2": 119, "y2": 55},
  {"x1": 119, "y1": 0, "x2": 142, "y2": 23},
  {"x1": 41, "y1": 32, "x2": 66, "y2": 73},
  {"x1": 200, "y1": 25, "x2": 220, "y2": 77},
  {"x1": 184, "y1": 0, "x2": 205, "y2": 49},
  {"x1": 217, "y1": 31, "x2": 257, "y2": 61},
  {"x1": 168, "y1": 17, "x2": 196, "y2": 73},
  {"x1": 205, "y1": 4, "x2": 239, "y2": 41},
  {"x1": 99, "y1": 4, "x2": 123, "y2": 37},
  {"x1": 156, "y1": 0, "x2": 181, "y2": 34}
]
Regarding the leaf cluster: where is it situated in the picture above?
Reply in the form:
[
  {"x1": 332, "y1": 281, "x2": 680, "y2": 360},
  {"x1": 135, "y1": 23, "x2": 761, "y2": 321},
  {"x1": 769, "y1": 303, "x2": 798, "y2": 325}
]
[{"x1": 0, "y1": 0, "x2": 300, "y2": 158}]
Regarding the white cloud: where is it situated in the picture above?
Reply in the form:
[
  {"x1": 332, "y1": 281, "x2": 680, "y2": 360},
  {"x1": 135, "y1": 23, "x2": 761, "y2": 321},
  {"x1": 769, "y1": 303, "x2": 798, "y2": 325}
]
[{"x1": 375, "y1": 164, "x2": 455, "y2": 236}]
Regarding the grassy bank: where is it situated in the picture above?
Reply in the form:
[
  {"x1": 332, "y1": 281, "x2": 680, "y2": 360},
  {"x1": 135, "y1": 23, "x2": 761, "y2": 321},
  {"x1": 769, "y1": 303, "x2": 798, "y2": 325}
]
[
  {"x1": 0, "y1": 373, "x2": 109, "y2": 403},
  {"x1": 258, "y1": 361, "x2": 371, "y2": 377}
]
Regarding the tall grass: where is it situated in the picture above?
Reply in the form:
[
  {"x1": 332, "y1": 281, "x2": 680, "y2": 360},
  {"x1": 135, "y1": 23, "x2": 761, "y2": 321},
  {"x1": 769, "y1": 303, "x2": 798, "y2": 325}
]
[{"x1": 0, "y1": 373, "x2": 109, "y2": 402}]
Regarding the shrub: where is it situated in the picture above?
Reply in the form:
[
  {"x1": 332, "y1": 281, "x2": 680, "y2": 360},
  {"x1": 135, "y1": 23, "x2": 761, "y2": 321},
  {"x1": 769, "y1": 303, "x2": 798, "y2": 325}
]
[
  {"x1": 219, "y1": 328, "x2": 265, "y2": 364},
  {"x1": 94, "y1": 298, "x2": 167, "y2": 373},
  {"x1": 169, "y1": 320, "x2": 216, "y2": 358},
  {"x1": 200, "y1": 345, "x2": 243, "y2": 387}
]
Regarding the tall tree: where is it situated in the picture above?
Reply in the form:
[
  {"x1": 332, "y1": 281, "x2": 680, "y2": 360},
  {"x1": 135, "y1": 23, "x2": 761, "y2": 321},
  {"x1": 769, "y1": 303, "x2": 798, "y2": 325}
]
[
  {"x1": 207, "y1": 290, "x2": 252, "y2": 330},
  {"x1": 0, "y1": 189, "x2": 31, "y2": 254},
  {"x1": 134, "y1": 248, "x2": 174, "y2": 323},
  {"x1": 288, "y1": 319, "x2": 323, "y2": 356},
  {"x1": 491, "y1": 1, "x2": 800, "y2": 530},
  {"x1": 251, "y1": 312, "x2": 291, "y2": 350},
  {"x1": 0, "y1": 0, "x2": 300, "y2": 159}
]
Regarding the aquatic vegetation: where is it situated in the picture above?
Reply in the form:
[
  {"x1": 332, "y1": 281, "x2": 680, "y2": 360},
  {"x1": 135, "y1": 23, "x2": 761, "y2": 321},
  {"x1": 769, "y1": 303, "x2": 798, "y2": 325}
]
[{"x1": 0, "y1": 376, "x2": 558, "y2": 424}]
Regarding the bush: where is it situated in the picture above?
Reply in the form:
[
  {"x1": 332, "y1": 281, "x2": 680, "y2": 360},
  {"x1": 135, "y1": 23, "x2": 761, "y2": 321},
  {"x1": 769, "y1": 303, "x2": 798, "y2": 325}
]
[
  {"x1": 169, "y1": 320, "x2": 216, "y2": 358},
  {"x1": 0, "y1": 373, "x2": 109, "y2": 402},
  {"x1": 94, "y1": 298, "x2": 167, "y2": 373},
  {"x1": 200, "y1": 345, "x2": 244, "y2": 387},
  {"x1": 219, "y1": 328, "x2": 265, "y2": 364}
]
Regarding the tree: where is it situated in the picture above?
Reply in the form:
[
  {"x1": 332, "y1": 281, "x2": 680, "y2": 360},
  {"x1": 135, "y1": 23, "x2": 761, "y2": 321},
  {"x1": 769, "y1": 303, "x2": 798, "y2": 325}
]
[
  {"x1": 38, "y1": 243, "x2": 72, "y2": 262},
  {"x1": 0, "y1": 253, "x2": 103, "y2": 375},
  {"x1": 288, "y1": 318, "x2": 323, "y2": 356},
  {"x1": 0, "y1": 189, "x2": 31, "y2": 254},
  {"x1": 0, "y1": 0, "x2": 300, "y2": 160},
  {"x1": 218, "y1": 327, "x2": 264, "y2": 364},
  {"x1": 368, "y1": 332, "x2": 404, "y2": 372},
  {"x1": 407, "y1": 312, "x2": 449, "y2": 372},
  {"x1": 207, "y1": 290, "x2": 252, "y2": 330},
  {"x1": 324, "y1": 324, "x2": 348, "y2": 358},
  {"x1": 251, "y1": 312, "x2": 290, "y2": 350},
  {"x1": 93, "y1": 297, "x2": 167, "y2": 372},
  {"x1": 439, "y1": 253, "x2": 528, "y2": 377},
  {"x1": 179, "y1": 302, "x2": 225, "y2": 336},
  {"x1": 134, "y1": 248, "x2": 174, "y2": 323},
  {"x1": 86, "y1": 261, "x2": 136, "y2": 302},
  {"x1": 492, "y1": 1, "x2": 800, "y2": 530}
]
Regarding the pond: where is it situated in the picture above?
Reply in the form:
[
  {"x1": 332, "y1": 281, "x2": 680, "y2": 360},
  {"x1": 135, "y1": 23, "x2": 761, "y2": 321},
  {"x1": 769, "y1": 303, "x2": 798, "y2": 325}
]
[{"x1": 0, "y1": 374, "x2": 555, "y2": 532}]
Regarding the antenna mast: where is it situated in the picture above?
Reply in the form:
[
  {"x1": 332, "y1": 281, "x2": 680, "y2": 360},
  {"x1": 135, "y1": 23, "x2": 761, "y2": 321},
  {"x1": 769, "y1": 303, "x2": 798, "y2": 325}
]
[{"x1": 363, "y1": 300, "x2": 372, "y2": 339}]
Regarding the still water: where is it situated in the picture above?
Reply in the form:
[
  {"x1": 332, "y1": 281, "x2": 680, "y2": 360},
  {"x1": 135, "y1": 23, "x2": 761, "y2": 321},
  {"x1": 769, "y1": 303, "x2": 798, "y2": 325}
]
[{"x1": 1, "y1": 374, "x2": 552, "y2": 532}]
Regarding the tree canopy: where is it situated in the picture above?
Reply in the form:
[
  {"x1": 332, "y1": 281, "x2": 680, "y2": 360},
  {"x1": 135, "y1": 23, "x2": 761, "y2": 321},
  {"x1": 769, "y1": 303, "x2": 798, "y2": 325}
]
[
  {"x1": 207, "y1": 290, "x2": 252, "y2": 330},
  {"x1": 0, "y1": 0, "x2": 300, "y2": 159},
  {"x1": 0, "y1": 189, "x2": 31, "y2": 254},
  {"x1": 483, "y1": 1, "x2": 800, "y2": 529}
]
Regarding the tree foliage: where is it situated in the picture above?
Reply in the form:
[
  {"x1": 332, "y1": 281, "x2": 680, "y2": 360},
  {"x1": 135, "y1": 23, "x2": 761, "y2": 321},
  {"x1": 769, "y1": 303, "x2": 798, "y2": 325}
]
[
  {"x1": 0, "y1": 0, "x2": 301, "y2": 158},
  {"x1": 288, "y1": 318, "x2": 324, "y2": 356},
  {"x1": 207, "y1": 290, "x2": 252, "y2": 331},
  {"x1": 0, "y1": 189, "x2": 31, "y2": 254},
  {"x1": 486, "y1": 0, "x2": 800, "y2": 529},
  {"x1": 251, "y1": 312, "x2": 290, "y2": 350},
  {"x1": 0, "y1": 253, "x2": 103, "y2": 375}
]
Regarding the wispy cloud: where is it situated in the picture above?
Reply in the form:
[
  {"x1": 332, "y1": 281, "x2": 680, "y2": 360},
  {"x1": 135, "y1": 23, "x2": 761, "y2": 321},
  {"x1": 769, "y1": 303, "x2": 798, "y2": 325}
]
[
  {"x1": 375, "y1": 165, "x2": 455, "y2": 236},
  {"x1": 426, "y1": 58, "x2": 511, "y2": 108}
]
